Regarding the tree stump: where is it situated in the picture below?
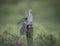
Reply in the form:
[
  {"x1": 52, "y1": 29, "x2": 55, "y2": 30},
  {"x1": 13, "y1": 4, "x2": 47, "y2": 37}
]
[{"x1": 26, "y1": 24, "x2": 33, "y2": 46}]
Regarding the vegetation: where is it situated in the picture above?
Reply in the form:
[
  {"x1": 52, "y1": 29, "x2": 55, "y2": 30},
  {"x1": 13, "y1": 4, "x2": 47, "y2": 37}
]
[{"x1": 0, "y1": 0, "x2": 60, "y2": 46}]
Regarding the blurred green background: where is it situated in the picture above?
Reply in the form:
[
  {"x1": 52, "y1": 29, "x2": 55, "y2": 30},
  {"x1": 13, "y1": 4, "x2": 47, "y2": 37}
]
[{"x1": 0, "y1": 0, "x2": 60, "y2": 46}]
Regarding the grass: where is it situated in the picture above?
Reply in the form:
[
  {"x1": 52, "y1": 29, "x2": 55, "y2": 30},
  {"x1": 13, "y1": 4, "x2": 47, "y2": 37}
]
[{"x1": 0, "y1": 0, "x2": 60, "y2": 46}]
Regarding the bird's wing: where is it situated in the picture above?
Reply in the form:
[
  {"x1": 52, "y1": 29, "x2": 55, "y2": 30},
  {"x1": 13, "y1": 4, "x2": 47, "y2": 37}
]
[
  {"x1": 17, "y1": 19, "x2": 24, "y2": 25},
  {"x1": 18, "y1": 18, "x2": 27, "y2": 25},
  {"x1": 20, "y1": 25, "x2": 26, "y2": 35}
]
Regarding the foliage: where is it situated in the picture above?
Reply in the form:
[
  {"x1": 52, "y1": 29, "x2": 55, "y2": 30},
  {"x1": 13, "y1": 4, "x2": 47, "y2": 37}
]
[
  {"x1": 0, "y1": 0, "x2": 60, "y2": 46},
  {"x1": 34, "y1": 32, "x2": 60, "y2": 46}
]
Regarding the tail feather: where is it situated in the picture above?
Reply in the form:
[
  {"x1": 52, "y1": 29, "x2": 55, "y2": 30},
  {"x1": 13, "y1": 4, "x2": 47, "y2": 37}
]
[{"x1": 20, "y1": 26, "x2": 26, "y2": 35}]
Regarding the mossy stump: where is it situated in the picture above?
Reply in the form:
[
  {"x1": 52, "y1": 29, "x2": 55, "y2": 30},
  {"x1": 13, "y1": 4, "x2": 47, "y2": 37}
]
[{"x1": 26, "y1": 24, "x2": 33, "y2": 46}]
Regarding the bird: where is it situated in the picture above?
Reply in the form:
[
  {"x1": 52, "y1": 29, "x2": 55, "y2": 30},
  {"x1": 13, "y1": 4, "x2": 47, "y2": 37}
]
[{"x1": 18, "y1": 7, "x2": 33, "y2": 35}]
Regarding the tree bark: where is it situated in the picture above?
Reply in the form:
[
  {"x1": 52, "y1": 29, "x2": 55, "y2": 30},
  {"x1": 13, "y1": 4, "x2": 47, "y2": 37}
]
[{"x1": 26, "y1": 24, "x2": 33, "y2": 46}]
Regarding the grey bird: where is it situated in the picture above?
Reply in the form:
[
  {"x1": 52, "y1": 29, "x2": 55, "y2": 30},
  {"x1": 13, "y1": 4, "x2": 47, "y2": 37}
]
[{"x1": 18, "y1": 7, "x2": 32, "y2": 35}]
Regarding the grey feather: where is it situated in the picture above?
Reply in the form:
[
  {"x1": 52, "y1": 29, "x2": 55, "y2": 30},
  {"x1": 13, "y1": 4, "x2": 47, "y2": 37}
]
[
  {"x1": 20, "y1": 25, "x2": 27, "y2": 35},
  {"x1": 18, "y1": 8, "x2": 33, "y2": 35},
  {"x1": 19, "y1": 18, "x2": 27, "y2": 35}
]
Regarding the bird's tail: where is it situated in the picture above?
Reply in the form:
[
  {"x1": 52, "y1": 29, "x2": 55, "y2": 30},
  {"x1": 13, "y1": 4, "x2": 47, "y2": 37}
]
[{"x1": 20, "y1": 26, "x2": 26, "y2": 35}]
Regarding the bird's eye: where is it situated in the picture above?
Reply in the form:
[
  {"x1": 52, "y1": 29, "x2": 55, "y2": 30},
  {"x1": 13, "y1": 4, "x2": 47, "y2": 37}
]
[{"x1": 25, "y1": 18, "x2": 27, "y2": 20}]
